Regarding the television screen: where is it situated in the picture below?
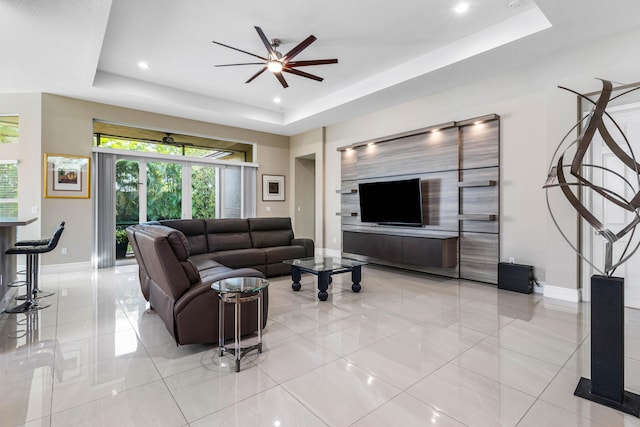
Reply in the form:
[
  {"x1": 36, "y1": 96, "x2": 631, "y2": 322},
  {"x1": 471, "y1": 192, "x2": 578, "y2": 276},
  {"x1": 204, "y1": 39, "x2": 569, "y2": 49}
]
[{"x1": 358, "y1": 178, "x2": 423, "y2": 226}]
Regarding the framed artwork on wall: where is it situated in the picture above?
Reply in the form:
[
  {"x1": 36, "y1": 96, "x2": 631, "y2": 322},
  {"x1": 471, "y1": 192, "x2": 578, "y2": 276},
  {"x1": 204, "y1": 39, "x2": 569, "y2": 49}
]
[
  {"x1": 44, "y1": 153, "x2": 91, "y2": 199},
  {"x1": 262, "y1": 174, "x2": 285, "y2": 201}
]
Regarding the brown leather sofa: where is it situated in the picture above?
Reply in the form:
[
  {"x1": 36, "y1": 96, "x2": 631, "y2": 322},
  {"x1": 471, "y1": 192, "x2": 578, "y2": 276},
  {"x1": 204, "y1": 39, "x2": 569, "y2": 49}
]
[
  {"x1": 128, "y1": 224, "x2": 268, "y2": 345},
  {"x1": 158, "y1": 217, "x2": 314, "y2": 277},
  {"x1": 126, "y1": 217, "x2": 313, "y2": 345}
]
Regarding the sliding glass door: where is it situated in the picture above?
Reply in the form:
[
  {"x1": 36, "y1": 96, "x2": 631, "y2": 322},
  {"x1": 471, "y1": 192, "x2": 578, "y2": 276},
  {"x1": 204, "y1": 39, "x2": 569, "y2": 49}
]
[
  {"x1": 146, "y1": 160, "x2": 182, "y2": 221},
  {"x1": 116, "y1": 158, "x2": 219, "y2": 225},
  {"x1": 95, "y1": 149, "x2": 256, "y2": 267}
]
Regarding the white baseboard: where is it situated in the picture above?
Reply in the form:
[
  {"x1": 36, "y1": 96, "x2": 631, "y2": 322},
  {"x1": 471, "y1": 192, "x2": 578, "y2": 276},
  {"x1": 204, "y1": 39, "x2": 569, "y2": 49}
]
[{"x1": 543, "y1": 284, "x2": 582, "y2": 303}]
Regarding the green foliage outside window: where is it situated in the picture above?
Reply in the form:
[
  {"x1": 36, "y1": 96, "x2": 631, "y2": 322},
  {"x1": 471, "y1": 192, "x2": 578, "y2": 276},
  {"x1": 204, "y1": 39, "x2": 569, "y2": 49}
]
[
  {"x1": 146, "y1": 161, "x2": 182, "y2": 221},
  {"x1": 0, "y1": 163, "x2": 18, "y2": 217},
  {"x1": 192, "y1": 166, "x2": 216, "y2": 219},
  {"x1": 111, "y1": 137, "x2": 218, "y2": 226},
  {"x1": 0, "y1": 121, "x2": 18, "y2": 144},
  {"x1": 115, "y1": 160, "x2": 139, "y2": 227}
]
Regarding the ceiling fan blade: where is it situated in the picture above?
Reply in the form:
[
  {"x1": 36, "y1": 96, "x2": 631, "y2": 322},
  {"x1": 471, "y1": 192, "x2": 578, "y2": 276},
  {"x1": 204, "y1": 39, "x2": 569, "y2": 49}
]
[
  {"x1": 254, "y1": 26, "x2": 277, "y2": 57},
  {"x1": 283, "y1": 35, "x2": 316, "y2": 62},
  {"x1": 287, "y1": 59, "x2": 338, "y2": 67},
  {"x1": 245, "y1": 67, "x2": 267, "y2": 83},
  {"x1": 274, "y1": 72, "x2": 289, "y2": 88},
  {"x1": 283, "y1": 68, "x2": 323, "y2": 82},
  {"x1": 212, "y1": 41, "x2": 267, "y2": 61},
  {"x1": 215, "y1": 62, "x2": 265, "y2": 67}
]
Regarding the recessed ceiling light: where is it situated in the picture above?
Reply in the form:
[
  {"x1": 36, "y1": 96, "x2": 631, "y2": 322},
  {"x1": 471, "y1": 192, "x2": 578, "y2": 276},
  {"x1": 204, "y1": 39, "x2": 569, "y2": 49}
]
[
  {"x1": 138, "y1": 61, "x2": 149, "y2": 69},
  {"x1": 454, "y1": 2, "x2": 470, "y2": 14},
  {"x1": 273, "y1": 97, "x2": 281, "y2": 104}
]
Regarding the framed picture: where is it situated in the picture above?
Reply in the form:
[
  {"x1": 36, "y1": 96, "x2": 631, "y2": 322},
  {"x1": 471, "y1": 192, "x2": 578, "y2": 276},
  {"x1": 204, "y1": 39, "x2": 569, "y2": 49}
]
[
  {"x1": 262, "y1": 174, "x2": 285, "y2": 201},
  {"x1": 44, "y1": 153, "x2": 91, "y2": 199}
]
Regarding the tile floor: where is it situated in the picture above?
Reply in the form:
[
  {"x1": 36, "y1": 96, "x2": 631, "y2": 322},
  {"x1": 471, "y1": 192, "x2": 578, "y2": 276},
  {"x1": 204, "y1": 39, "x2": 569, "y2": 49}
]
[{"x1": 1, "y1": 263, "x2": 639, "y2": 426}]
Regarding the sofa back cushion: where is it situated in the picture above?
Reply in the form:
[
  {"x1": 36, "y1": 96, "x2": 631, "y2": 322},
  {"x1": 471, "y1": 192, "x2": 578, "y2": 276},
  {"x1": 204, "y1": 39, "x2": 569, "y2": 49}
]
[
  {"x1": 160, "y1": 219, "x2": 208, "y2": 255},
  {"x1": 205, "y1": 219, "x2": 253, "y2": 252},
  {"x1": 248, "y1": 217, "x2": 294, "y2": 248}
]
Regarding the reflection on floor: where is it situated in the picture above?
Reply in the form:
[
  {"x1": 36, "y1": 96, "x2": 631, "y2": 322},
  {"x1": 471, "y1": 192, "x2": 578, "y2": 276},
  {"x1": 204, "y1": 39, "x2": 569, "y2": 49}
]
[{"x1": 0, "y1": 264, "x2": 639, "y2": 426}]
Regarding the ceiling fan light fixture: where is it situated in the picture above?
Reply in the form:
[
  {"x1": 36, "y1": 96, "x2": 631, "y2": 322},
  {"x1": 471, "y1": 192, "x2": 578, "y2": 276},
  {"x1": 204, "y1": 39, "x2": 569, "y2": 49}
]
[
  {"x1": 267, "y1": 60, "x2": 283, "y2": 73},
  {"x1": 162, "y1": 133, "x2": 175, "y2": 144},
  {"x1": 212, "y1": 27, "x2": 337, "y2": 88}
]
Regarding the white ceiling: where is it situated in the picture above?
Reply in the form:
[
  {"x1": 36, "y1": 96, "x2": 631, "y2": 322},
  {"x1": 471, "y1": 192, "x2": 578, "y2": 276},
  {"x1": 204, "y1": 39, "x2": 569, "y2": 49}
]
[{"x1": 2, "y1": 0, "x2": 640, "y2": 136}]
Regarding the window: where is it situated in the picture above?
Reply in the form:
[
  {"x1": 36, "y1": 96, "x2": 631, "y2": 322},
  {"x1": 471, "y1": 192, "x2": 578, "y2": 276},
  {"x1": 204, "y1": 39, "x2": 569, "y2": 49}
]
[
  {"x1": 93, "y1": 121, "x2": 254, "y2": 162},
  {"x1": 0, "y1": 116, "x2": 18, "y2": 144},
  {"x1": 191, "y1": 165, "x2": 218, "y2": 219},
  {"x1": 93, "y1": 122, "x2": 257, "y2": 267},
  {"x1": 0, "y1": 161, "x2": 18, "y2": 216}
]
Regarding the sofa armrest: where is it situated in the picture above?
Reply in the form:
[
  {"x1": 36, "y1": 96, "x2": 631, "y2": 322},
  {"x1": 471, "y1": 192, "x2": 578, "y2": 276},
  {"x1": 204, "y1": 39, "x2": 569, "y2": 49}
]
[
  {"x1": 173, "y1": 281, "x2": 213, "y2": 314},
  {"x1": 176, "y1": 268, "x2": 266, "y2": 313},
  {"x1": 291, "y1": 238, "x2": 315, "y2": 257}
]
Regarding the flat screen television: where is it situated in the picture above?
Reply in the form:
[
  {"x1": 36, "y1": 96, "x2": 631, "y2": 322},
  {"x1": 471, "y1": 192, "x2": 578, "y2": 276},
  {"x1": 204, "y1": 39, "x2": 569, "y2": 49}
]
[{"x1": 358, "y1": 178, "x2": 423, "y2": 226}]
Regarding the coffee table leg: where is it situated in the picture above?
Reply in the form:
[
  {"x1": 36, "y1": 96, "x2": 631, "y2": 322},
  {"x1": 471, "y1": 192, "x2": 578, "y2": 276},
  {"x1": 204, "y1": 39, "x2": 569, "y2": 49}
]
[
  {"x1": 218, "y1": 295, "x2": 224, "y2": 356},
  {"x1": 291, "y1": 266, "x2": 302, "y2": 291},
  {"x1": 235, "y1": 294, "x2": 241, "y2": 372},
  {"x1": 318, "y1": 271, "x2": 329, "y2": 301},
  {"x1": 351, "y1": 265, "x2": 362, "y2": 293},
  {"x1": 257, "y1": 290, "x2": 263, "y2": 354}
]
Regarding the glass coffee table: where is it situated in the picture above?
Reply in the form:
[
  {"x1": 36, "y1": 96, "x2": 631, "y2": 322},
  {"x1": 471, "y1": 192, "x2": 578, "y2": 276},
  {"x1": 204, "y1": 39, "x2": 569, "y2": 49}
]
[
  {"x1": 211, "y1": 277, "x2": 269, "y2": 372},
  {"x1": 283, "y1": 255, "x2": 366, "y2": 301}
]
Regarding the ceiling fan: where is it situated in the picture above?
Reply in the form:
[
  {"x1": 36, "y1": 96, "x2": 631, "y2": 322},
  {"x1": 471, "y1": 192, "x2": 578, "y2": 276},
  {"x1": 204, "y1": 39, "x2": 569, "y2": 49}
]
[
  {"x1": 162, "y1": 133, "x2": 193, "y2": 147},
  {"x1": 212, "y1": 26, "x2": 338, "y2": 88}
]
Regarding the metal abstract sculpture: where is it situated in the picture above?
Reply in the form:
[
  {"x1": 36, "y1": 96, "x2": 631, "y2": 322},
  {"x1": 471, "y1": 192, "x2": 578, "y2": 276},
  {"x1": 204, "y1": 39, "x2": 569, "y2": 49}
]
[
  {"x1": 544, "y1": 78, "x2": 640, "y2": 416},
  {"x1": 544, "y1": 79, "x2": 640, "y2": 276}
]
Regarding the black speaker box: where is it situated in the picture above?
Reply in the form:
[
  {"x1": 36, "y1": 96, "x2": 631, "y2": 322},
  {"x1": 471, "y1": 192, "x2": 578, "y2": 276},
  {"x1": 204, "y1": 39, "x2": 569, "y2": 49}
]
[{"x1": 498, "y1": 262, "x2": 533, "y2": 294}]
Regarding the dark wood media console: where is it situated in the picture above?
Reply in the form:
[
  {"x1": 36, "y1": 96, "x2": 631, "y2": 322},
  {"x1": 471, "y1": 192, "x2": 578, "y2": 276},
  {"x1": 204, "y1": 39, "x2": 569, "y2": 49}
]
[{"x1": 343, "y1": 231, "x2": 458, "y2": 268}]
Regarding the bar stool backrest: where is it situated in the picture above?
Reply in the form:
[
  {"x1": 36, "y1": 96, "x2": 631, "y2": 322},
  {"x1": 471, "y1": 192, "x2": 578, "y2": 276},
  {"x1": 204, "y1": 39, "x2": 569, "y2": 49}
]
[{"x1": 46, "y1": 222, "x2": 65, "y2": 251}]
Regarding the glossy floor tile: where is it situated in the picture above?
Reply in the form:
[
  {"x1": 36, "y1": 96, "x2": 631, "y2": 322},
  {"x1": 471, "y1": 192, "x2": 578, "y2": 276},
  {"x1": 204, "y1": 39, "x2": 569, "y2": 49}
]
[{"x1": 0, "y1": 263, "x2": 638, "y2": 426}]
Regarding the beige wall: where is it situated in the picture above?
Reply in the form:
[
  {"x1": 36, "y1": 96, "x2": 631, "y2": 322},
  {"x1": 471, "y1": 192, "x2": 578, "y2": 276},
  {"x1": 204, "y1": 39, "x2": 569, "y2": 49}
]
[
  {"x1": 290, "y1": 127, "x2": 324, "y2": 247},
  {"x1": 312, "y1": 26, "x2": 640, "y2": 293},
  {"x1": 0, "y1": 94, "x2": 290, "y2": 265},
  {"x1": 293, "y1": 157, "x2": 315, "y2": 240},
  {"x1": 0, "y1": 93, "x2": 42, "y2": 242}
]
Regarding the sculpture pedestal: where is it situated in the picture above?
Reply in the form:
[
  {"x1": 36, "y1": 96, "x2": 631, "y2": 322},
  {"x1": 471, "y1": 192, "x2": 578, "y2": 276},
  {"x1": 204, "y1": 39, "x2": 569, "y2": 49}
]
[{"x1": 574, "y1": 275, "x2": 640, "y2": 417}]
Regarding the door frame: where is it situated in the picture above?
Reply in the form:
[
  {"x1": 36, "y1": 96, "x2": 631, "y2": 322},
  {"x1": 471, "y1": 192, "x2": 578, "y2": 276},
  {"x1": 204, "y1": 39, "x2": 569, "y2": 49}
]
[{"x1": 580, "y1": 101, "x2": 640, "y2": 306}]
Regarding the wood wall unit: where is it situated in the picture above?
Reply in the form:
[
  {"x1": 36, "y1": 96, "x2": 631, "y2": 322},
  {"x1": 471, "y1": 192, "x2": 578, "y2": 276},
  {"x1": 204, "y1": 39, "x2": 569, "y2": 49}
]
[{"x1": 339, "y1": 114, "x2": 500, "y2": 284}]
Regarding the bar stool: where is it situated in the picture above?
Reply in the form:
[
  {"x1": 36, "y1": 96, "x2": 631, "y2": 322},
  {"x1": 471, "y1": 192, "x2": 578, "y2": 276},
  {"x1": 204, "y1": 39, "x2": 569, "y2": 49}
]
[
  {"x1": 7, "y1": 221, "x2": 65, "y2": 290},
  {"x1": 14, "y1": 221, "x2": 65, "y2": 300},
  {"x1": 4, "y1": 222, "x2": 65, "y2": 313}
]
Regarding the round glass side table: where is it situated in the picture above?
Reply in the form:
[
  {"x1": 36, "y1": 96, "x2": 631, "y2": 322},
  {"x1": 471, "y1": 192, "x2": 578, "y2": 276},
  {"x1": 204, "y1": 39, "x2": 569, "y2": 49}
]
[{"x1": 211, "y1": 276, "x2": 269, "y2": 372}]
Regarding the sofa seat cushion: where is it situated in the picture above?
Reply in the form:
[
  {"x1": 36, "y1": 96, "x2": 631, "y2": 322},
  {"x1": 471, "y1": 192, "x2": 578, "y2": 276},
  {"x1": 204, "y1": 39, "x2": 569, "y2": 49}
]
[
  {"x1": 189, "y1": 254, "x2": 228, "y2": 272},
  {"x1": 199, "y1": 264, "x2": 233, "y2": 278},
  {"x1": 263, "y1": 245, "x2": 306, "y2": 264},
  {"x1": 209, "y1": 248, "x2": 266, "y2": 269}
]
